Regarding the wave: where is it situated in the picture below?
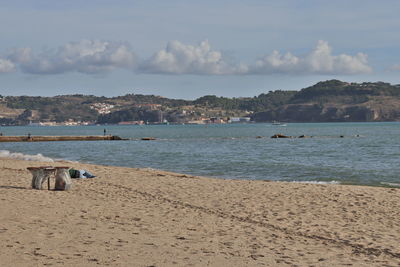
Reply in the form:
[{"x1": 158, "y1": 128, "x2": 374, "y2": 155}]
[
  {"x1": 290, "y1": 180, "x2": 341, "y2": 185},
  {"x1": 380, "y1": 182, "x2": 400, "y2": 187},
  {"x1": 0, "y1": 150, "x2": 54, "y2": 162}
]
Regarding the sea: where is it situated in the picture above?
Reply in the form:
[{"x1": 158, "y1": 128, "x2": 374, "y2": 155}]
[{"x1": 0, "y1": 122, "x2": 399, "y2": 187}]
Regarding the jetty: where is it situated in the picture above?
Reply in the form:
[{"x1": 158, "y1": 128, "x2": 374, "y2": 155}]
[{"x1": 0, "y1": 135, "x2": 125, "y2": 142}]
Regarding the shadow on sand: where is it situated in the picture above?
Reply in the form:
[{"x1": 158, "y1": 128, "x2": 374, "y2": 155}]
[{"x1": 0, "y1": 185, "x2": 27, "y2": 190}]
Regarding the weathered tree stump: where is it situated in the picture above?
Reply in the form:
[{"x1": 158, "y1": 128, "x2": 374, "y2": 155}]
[
  {"x1": 42, "y1": 167, "x2": 56, "y2": 190},
  {"x1": 54, "y1": 167, "x2": 72, "y2": 191},
  {"x1": 28, "y1": 167, "x2": 45, "y2": 189},
  {"x1": 27, "y1": 166, "x2": 56, "y2": 190}
]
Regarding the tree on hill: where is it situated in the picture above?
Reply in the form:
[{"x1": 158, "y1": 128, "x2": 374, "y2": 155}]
[
  {"x1": 194, "y1": 95, "x2": 240, "y2": 110},
  {"x1": 96, "y1": 108, "x2": 160, "y2": 124}
]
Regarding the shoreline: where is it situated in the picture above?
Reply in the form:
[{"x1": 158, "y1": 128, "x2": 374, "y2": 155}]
[
  {"x1": 1, "y1": 122, "x2": 399, "y2": 188},
  {"x1": 1, "y1": 149, "x2": 399, "y2": 189},
  {"x1": 1, "y1": 157, "x2": 399, "y2": 266}
]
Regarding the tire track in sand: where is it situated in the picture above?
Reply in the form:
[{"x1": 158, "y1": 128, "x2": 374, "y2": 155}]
[{"x1": 94, "y1": 180, "x2": 400, "y2": 260}]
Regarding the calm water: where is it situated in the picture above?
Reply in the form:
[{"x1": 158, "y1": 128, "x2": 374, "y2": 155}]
[{"x1": 1, "y1": 122, "x2": 399, "y2": 186}]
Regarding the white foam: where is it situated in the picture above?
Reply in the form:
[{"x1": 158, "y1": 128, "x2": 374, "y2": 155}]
[
  {"x1": 0, "y1": 150, "x2": 54, "y2": 162},
  {"x1": 291, "y1": 180, "x2": 341, "y2": 185},
  {"x1": 381, "y1": 182, "x2": 400, "y2": 187}
]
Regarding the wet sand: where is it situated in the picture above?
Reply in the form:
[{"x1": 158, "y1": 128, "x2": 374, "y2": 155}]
[{"x1": 1, "y1": 157, "x2": 399, "y2": 266}]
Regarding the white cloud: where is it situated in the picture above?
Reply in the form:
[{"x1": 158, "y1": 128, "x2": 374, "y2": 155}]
[
  {"x1": 0, "y1": 58, "x2": 16, "y2": 73},
  {"x1": 389, "y1": 64, "x2": 400, "y2": 71},
  {"x1": 140, "y1": 40, "x2": 248, "y2": 75},
  {"x1": 9, "y1": 40, "x2": 136, "y2": 74},
  {"x1": 2, "y1": 39, "x2": 372, "y2": 76},
  {"x1": 8, "y1": 47, "x2": 32, "y2": 64},
  {"x1": 250, "y1": 40, "x2": 372, "y2": 75}
]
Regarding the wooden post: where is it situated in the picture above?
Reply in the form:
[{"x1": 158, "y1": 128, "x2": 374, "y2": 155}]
[{"x1": 54, "y1": 167, "x2": 72, "y2": 191}]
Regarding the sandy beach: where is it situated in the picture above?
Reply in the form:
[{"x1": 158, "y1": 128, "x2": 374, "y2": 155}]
[{"x1": 0, "y1": 157, "x2": 399, "y2": 266}]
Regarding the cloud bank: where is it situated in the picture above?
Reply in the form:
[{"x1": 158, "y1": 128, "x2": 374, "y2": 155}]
[
  {"x1": 140, "y1": 40, "x2": 248, "y2": 75},
  {"x1": 251, "y1": 40, "x2": 372, "y2": 75},
  {"x1": 8, "y1": 40, "x2": 136, "y2": 74},
  {"x1": 389, "y1": 64, "x2": 400, "y2": 71},
  {"x1": 0, "y1": 58, "x2": 15, "y2": 73},
  {"x1": 2, "y1": 40, "x2": 372, "y2": 76}
]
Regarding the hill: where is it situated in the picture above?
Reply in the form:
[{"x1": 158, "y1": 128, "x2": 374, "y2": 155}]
[
  {"x1": 1, "y1": 80, "x2": 400, "y2": 125},
  {"x1": 252, "y1": 80, "x2": 400, "y2": 122}
]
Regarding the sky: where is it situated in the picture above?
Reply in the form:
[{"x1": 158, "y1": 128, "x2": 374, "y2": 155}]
[{"x1": 1, "y1": 0, "x2": 400, "y2": 99}]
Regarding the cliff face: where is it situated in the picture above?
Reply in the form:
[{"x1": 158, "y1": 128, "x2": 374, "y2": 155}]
[
  {"x1": 252, "y1": 100, "x2": 400, "y2": 122},
  {"x1": 252, "y1": 81, "x2": 400, "y2": 122}
]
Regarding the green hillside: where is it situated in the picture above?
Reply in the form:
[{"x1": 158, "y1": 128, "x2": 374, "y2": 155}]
[{"x1": 1, "y1": 80, "x2": 399, "y2": 125}]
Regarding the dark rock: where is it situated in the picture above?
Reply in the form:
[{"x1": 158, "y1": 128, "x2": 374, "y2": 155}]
[
  {"x1": 271, "y1": 134, "x2": 291, "y2": 138},
  {"x1": 141, "y1": 137, "x2": 156, "y2": 141}
]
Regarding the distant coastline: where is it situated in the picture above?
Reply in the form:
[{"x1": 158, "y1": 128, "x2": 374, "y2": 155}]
[{"x1": 1, "y1": 80, "x2": 400, "y2": 126}]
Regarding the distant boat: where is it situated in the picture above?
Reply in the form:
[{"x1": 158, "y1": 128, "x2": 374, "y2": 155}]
[
  {"x1": 27, "y1": 121, "x2": 42, "y2": 126},
  {"x1": 272, "y1": 121, "x2": 287, "y2": 126}
]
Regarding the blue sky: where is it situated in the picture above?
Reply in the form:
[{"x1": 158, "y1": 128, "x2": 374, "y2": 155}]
[{"x1": 0, "y1": 0, "x2": 399, "y2": 99}]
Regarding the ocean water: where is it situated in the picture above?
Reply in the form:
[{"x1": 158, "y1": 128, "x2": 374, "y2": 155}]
[{"x1": 1, "y1": 122, "x2": 399, "y2": 187}]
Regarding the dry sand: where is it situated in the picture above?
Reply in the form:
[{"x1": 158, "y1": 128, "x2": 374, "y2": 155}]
[{"x1": 0, "y1": 157, "x2": 399, "y2": 266}]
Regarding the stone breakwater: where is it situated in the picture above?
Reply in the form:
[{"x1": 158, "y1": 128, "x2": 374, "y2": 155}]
[{"x1": 0, "y1": 135, "x2": 124, "y2": 142}]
